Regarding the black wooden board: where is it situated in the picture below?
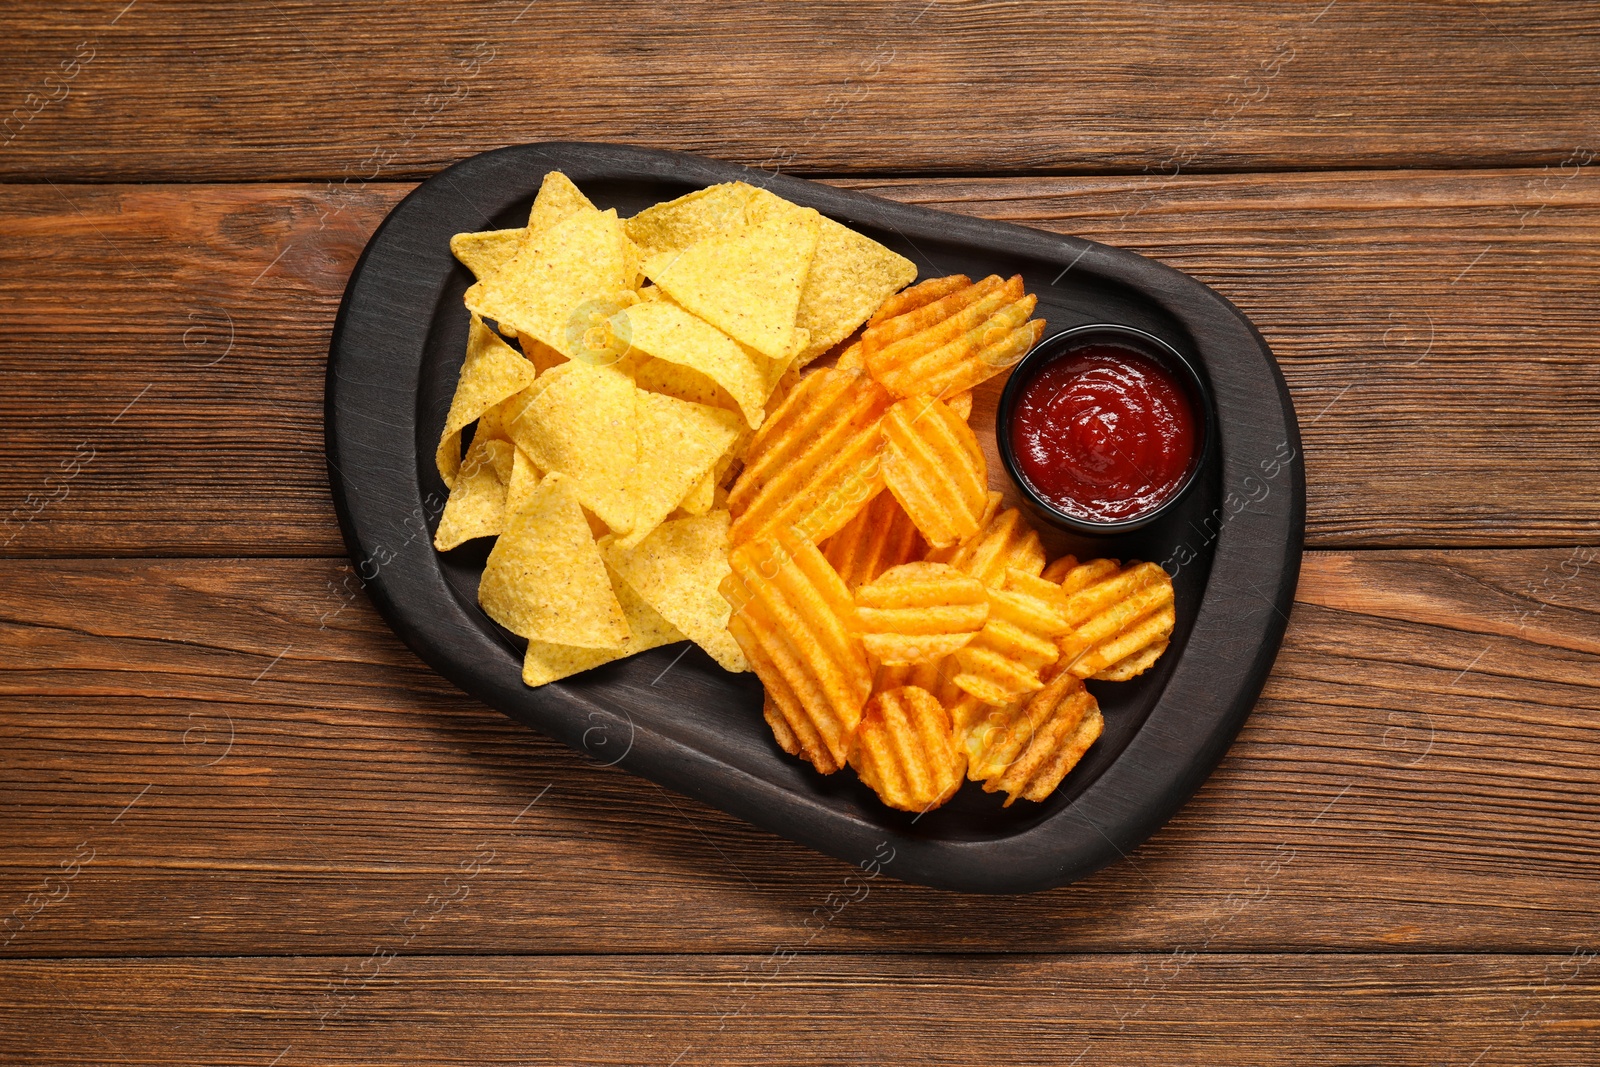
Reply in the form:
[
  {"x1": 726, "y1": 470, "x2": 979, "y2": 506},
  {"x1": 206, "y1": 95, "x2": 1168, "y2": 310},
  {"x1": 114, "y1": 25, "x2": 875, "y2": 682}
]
[{"x1": 325, "y1": 142, "x2": 1304, "y2": 893}]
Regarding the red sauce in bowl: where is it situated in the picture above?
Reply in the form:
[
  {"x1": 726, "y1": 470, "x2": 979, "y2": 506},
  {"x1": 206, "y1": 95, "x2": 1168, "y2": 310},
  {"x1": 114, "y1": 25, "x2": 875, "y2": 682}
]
[{"x1": 1009, "y1": 344, "x2": 1198, "y2": 523}]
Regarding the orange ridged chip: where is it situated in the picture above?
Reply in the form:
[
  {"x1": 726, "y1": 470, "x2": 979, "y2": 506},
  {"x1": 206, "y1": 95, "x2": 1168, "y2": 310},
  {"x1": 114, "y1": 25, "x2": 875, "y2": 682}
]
[
  {"x1": 435, "y1": 316, "x2": 539, "y2": 488},
  {"x1": 854, "y1": 562, "x2": 989, "y2": 666},
  {"x1": 867, "y1": 274, "x2": 972, "y2": 327},
  {"x1": 925, "y1": 493, "x2": 1046, "y2": 588},
  {"x1": 952, "y1": 569, "x2": 1071, "y2": 704},
  {"x1": 723, "y1": 529, "x2": 873, "y2": 773},
  {"x1": 964, "y1": 669, "x2": 1103, "y2": 806},
  {"x1": 1057, "y1": 560, "x2": 1176, "y2": 681},
  {"x1": 821, "y1": 489, "x2": 924, "y2": 589},
  {"x1": 848, "y1": 685, "x2": 965, "y2": 813},
  {"x1": 881, "y1": 395, "x2": 988, "y2": 549},
  {"x1": 862, "y1": 274, "x2": 1046, "y2": 400},
  {"x1": 727, "y1": 367, "x2": 891, "y2": 546}
]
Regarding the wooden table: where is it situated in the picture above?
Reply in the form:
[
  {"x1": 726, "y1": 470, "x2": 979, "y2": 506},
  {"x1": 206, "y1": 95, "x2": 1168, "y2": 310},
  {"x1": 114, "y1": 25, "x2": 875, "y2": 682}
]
[{"x1": 4, "y1": 2, "x2": 1598, "y2": 1062}]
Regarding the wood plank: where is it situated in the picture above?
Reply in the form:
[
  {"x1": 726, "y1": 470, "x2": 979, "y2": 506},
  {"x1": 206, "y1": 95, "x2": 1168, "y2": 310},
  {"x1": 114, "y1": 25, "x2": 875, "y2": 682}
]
[
  {"x1": 2, "y1": 954, "x2": 1598, "y2": 1065},
  {"x1": 3, "y1": 171, "x2": 1599, "y2": 556},
  {"x1": 2, "y1": 549, "x2": 1597, "y2": 956},
  {"x1": 2, "y1": 1, "x2": 1598, "y2": 180}
]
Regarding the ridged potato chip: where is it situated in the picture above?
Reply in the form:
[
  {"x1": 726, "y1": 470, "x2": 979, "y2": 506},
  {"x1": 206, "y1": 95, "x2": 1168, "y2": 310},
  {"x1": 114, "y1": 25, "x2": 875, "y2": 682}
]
[
  {"x1": 925, "y1": 493, "x2": 1046, "y2": 588},
  {"x1": 854, "y1": 562, "x2": 988, "y2": 666},
  {"x1": 727, "y1": 368, "x2": 891, "y2": 546},
  {"x1": 1057, "y1": 560, "x2": 1176, "y2": 680},
  {"x1": 478, "y1": 472, "x2": 629, "y2": 649},
  {"x1": 862, "y1": 274, "x2": 1046, "y2": 400},
  {"x1": 821, "y1": 489, "x2": 924, "y2": 589},
  {"x1": 606, "y1": 510, "x2": 748, "y2": 673},
  {"x1": 952, "y1": 571, "x2": 1070, "y2": 704},
  {"x1": 964, "y1": 668, "x2": 1103, "y2": 806},
  {"x1": 881, "y1": 395, "x2": 988, "y2": 549},
  {"x1": 867, "y1": 274, "x2": 973, "y2": 328},
  {"x1": 435, "y1": 316, "x2": 539, "y2": 487},
  {"x1": 848, "y1": 686, "x2": 965, "y2": 813},
  {"x1": 723, "y1": 529, "x2": 873, "y2": 773}
]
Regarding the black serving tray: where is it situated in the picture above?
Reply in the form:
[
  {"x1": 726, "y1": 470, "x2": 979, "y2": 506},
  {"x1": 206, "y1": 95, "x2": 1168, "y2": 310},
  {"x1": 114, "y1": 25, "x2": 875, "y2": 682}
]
[{"x1": 325, "y1": 142, "x2": 1304, "y2": 893}]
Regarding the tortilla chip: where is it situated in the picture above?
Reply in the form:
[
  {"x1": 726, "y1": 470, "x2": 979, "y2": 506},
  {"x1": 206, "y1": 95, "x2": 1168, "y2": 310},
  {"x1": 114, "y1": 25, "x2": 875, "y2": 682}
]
[
  {"x1": 527, "y1": 170, "x2": 596, "y2": 234},
  {"x1": 433, "y1": 435, "x2": 515, "y2": 550},
  {"x1": 676, "y1": 466, "x2": 717, "y2": 517},
  {"x1": 505, "y1": 444, "x2": 542, "y2": 515},
  {"x1": 624, "y1": 182, "x2": 759, "y2": 260},
  {"x1": 522, "y1": 564, "x2": 686, "y2": 686},
  {"x1": 464, "y1": 207, "x2": 637, "y2": 361},
  {"x1": 606, "y1": 511, "x2": 748, "y2": 672},
  {"x1": 615, "y1": 300, "x2": 769, "y2": 428},
  {"x1": 617, "y1": 390, "x2": 741, "y2": 550},
  {"x1": 436, "y1": 316, "x2": 539, "y2": 487},
  {"x1": 450, "y1": 229, "x2": 526, "y2": 281},
  {"x1": 631, "y1": 356, "x2": 734, "y2": 411},
  {"x1": 478, "y1": 472, "x2": 629, "y2": 648},
  {"x1": 504, "y1": 362, "x2": 640, "y2": 536},
  {"x1": 642, "y1": 208, "x2": 820, "y2": 360}
]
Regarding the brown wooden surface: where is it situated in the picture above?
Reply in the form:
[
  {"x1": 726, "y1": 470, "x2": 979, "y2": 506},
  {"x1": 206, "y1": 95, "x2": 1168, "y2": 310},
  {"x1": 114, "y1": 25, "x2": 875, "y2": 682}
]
[{"x1": 4, "y1": 2, "x2": 1599, "y2": 1062}]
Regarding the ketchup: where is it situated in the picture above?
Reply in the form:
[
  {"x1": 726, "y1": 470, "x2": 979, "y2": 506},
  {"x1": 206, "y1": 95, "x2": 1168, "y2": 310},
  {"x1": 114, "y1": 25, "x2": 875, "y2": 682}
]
[{"x1": 1009, "y1": 344, "x2": 1197, "y2": 523}]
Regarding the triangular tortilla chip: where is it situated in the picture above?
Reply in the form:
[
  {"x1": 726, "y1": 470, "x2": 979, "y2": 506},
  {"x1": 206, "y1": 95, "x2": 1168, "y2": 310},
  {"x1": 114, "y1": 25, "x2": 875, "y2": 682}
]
[
  {"x1": 623, "y1": 182, "x2": 759, "y2": 261},
  {"x1": 615, "y1": 301, "x2": 768, "y2": 428},
  {"x1": 606, "y1": 510, "x2": 749, "y2": 673},
  {"x1": 436, "y1": 316, "x2": 539, "y2": 487},
  {"x1": 522, "y1": 564, "x2": 686, "y2": 686},
  {"x1": 616, "y1": 391, "x2": 741, "y2": 550},
  {"x1": 478, "y1": 472, "x2": 629, "y2": 648},
  {"x1": 527, "y1": 170, "x2": 596, "y2": 234},
  {"x1": 504, "y1": 362, "x2": 640, "y2": 536},
  {"x1": 642, "y1": 208, "x2": 820, "y2": 360},
  {"x1": 675, "y1": 467, "x2": 716, "y2": 517},
  {"x1": 464, "y1": 208, "x2": 636, "y2": 361},
  {"x1": 433, "y1": 436, "x2": 515, "y2": 550},
  {"x1": 450, "y1": 229, "x2": 525, "y2": 281}
]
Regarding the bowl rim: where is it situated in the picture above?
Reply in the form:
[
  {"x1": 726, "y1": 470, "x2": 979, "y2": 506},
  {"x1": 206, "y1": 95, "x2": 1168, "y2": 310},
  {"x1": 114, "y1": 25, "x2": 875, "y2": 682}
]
[{"x1": 995, "y1": 322, "x2": 1218, "y2": 536}]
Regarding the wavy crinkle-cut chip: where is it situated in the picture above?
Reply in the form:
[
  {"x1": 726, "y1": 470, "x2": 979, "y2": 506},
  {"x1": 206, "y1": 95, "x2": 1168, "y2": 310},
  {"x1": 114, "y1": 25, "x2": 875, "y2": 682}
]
[
  {"x1": 952, "y1": 574, "x2": 1070, "y2": 705},
  {"x1": 614, "y1": 300, "x2": 770, "y2": 428},
  {"x1": 505, "y1": 362, "x2": 640, "y2": 537},
  {"x1": 643, "y1": 207, "x2": 819, "y2": 360},
  {"x1": 433, "y1": 435, "x2": 515, "y2": 550},
  {"x1": 964, "y1": 668, "x2": 1103, "y2": 806},
  {"x1": 848, "y1": 686, "x2": 965, "y2": 813},
  {"x1": 925, "y1": 493, "x2": 1045, "y2": 588},
  {"x1": 881, "y1": 395, "x2": 988, "y2": 549},
  {"x1": 722, "y1": 529, "x2": 873, "y2": 773},
  {"x1": 867, "y1": 274, "x2": 973, "y2": 328},
  {"x1": 861, "y1": 274, "x2": 1046, "y2": 400},
  {"x1": 522, "y1": 565, "x2": 685, "y2": 687},
  {"x1": 435, "y1": 316, "x2": 539, "y2": 487},
  {"x1": 763, "y1": 691, "x2": 803, "y2": 758},
  {"x1": 821, "y1": 489, "x2": 924, "y2": 590},
  {"x1": 606, "y1": 510, "x2": 748, "y2": 673},
  {"x1": 854, "y1": 562, "x2": 988, "y2": 666},
  {"x1": 727, "y1": 367, "x2": 891, "y2": 546},
  {"x1": 624, "y1": 182, "x2": 759, "y2": 261},
  {"x1": 449, "y1": 229, "x2": 525, "y2": 282},
  {"x1": 464, "y1": 206, "x2": 637, "y2": 361},
  {"x1": 478, "y1": 472, "x2": 630, "y2": 649},
  {"x1": 1057, "y1": 559, "x2": 1176, "y2": 681},
  {"x1": 616, "y1": 391, "x2": 741, "y2": 550}
]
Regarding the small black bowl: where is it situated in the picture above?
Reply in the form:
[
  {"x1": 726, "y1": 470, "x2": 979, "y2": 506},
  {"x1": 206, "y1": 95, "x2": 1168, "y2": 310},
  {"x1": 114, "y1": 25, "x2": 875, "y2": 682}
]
[{"x1": 995, "y1": 323, "x2": 1215, "y2": 536}]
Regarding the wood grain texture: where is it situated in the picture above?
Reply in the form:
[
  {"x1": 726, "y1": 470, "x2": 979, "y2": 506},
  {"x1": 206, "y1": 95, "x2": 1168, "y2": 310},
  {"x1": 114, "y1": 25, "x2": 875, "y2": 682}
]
[
  {"x1": 3, "y1": 954, "x2": 1598, "y2": 1066},
  {"x1": 2, "y1": 1, "x2": 1598, "y2": 181},
  {"x1": 2, "y1": 549, "x2": 1597, "y2": 956},
  {"x1": 4, "y1": 170, "x2": 1599, "y2": 556}
]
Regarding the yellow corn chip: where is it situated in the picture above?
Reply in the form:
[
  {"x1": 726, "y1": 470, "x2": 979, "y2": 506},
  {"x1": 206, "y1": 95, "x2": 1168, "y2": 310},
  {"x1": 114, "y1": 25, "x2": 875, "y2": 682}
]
[
  {"x1": 617, "y1": 391, "x2": 742, "y2": 550},
  {"x1": 505, "y1": 362, "x2": 640, "y2": 536},
  {"x1": 433, "y1": 435, "x2": 515, "y2": 550},
  {"x1": 643, "y1": 208, "x2": 820, "y2": 360},
  {"x1": 677, "y1": 466, "x2": 717, "y2": 517},
  {"x1": 450, "y1": 229, "x2": 525, "y2": 281},
  {"x1": 478, "y1": 472, "x2": 629, "y2": 648},
  {"x1": 527, "y1": 170, "x2": 596, "y2": 234},
  {"x1": 614, "y1": 300, "x2": 769, "y2": 428},
  {"x1": 632, "y1": 356, "x2": 737, "y2": 412},
  {"x1": 436, "y1": 316, "x2": 539, "y2": 487},
  {"x1": 624, "y1": 182, "x2": 759, "y2": 260},
  {"x1": 505, "y1": 443, "x2": 542, "y2": 515},
  {"x1": 464, "y1": 207, "x2": 637, "y2": 361},
  {"x1": 522, "y1": 564, "x2": 686, "y2": 686},
  {"x1": 606, "y1": 510, "x2": 748, "y2": 672}
]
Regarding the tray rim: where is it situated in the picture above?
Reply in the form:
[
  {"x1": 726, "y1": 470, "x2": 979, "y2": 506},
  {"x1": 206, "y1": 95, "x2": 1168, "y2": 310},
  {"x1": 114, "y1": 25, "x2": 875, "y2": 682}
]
[{"x1": 324, "y1": 141, "x2": 1305, "y2": 894}]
